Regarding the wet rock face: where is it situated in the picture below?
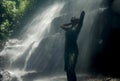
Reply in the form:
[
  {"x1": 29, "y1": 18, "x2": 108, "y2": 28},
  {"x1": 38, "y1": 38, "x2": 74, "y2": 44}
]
[
  {"x1": 0, "y1": 74, "x2": 3, "y2": 81},
  {"x1": 112, "y1": 0, "x2": 120, "y2": 14},
  {"x1": 0, "y1": 70, "x2": 12, "y2": 81},
  {"x1": 0, "y1": 41, "x2": 6, "y2": 52},
  {"x1": 91, "y1": 0, "x2": 120, "y2": 77}
]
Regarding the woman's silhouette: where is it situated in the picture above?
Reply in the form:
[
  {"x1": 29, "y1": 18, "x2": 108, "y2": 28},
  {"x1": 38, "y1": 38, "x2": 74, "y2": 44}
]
[{"x1": 61, "y1": 11, "x2": 85, "y2": 81}]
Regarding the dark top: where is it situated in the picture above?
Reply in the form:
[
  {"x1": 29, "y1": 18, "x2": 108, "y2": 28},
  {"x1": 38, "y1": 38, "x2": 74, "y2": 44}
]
[{"x1": 61, "y1": 11, "x2": 85, "y2": 53}]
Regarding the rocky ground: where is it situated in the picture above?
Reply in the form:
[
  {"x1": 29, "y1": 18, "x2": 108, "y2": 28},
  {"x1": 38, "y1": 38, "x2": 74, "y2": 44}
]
[
  {"x1": 0, "y1": 71, "x2": 120, "y2": 81},
  {"x1": 33, "y1": 74, "x2": 120, "y2": 81},
  {"x1": 51, "y1": 77, "x2": 120, "y2": 81}
]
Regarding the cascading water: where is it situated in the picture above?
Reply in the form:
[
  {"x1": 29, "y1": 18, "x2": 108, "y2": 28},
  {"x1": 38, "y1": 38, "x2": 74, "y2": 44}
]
[
  {"x1": 0, "y1": 2, "x2": 65, "y2": 81},
  {"x1": 0, "y1": 0, "x2": 108, "y2": 81}
]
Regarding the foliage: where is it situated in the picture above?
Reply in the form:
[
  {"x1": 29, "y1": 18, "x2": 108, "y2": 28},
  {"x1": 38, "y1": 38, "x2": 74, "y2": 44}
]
[{"x1": 0, "y1": 0, "x2": 34, "y2": 40}]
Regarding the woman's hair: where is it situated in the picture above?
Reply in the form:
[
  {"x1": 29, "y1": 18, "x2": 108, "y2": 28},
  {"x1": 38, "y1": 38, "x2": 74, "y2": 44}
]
[{"x1": 71, "y1": 16, "x2": 76, "y2": 22}]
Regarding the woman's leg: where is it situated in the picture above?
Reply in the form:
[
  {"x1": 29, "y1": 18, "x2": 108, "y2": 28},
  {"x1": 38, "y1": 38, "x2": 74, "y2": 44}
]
[
  {"x1": 66, "y1": 69, "x2": 77, "y2": 81},
  {"x1": 66, "y1": 53, "x2": 77, "y2": 81}
]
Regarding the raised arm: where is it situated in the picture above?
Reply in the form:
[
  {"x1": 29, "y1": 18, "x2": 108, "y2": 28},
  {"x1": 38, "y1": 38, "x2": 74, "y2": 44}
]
[
  {"x1": 76, "y1": 11, "x2": 85, "y2": 34},
  {"x1": 60, "y1": 23, "x2": 72, "y2": 30}
]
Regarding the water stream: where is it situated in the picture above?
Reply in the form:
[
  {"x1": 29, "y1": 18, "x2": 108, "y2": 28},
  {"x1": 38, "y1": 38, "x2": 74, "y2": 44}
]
[{"x1": 0, "y1": 0, "x2": 107, "y2": 81}]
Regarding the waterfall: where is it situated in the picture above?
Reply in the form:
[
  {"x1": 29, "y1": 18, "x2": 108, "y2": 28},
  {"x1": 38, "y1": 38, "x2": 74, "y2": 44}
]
[
  {"x1": 0, "y1": 0, "x2": 108, "y2": 81},
  {"x1": 0, "y1": 2, "x2": 65, "y2": 81}
]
